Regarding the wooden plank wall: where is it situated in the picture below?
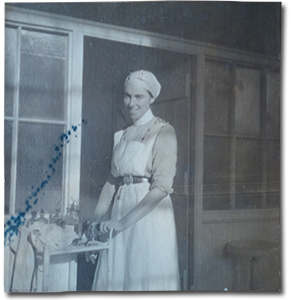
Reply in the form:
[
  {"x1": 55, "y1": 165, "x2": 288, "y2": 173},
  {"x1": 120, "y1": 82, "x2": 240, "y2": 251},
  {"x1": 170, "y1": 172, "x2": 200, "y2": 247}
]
[{"x1": 198, "y1": 217, "x2": 280, "y2": 291}]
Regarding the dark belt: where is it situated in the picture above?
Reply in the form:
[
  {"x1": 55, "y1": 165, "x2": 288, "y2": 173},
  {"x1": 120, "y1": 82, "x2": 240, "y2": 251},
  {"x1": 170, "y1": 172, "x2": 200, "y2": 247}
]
[{"x1": 117, "y1": 174, "x2": 151, "y2": 186}]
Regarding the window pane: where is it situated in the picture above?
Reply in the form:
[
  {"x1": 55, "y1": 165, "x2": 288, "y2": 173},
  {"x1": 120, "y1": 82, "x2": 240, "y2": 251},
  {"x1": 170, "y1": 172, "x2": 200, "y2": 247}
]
[
  {"x1": 235, "y1": 193, "x2": 263, "y2": 209},
  {"x1": 204, "y1": 136, "x2": 231, "y2": 185},
  {"x1": 266, "y1": 140, "x2": 280, "y2": 208},
  {"x1": 203, "y1": 137, "x2": 231, "y2": 210},
  {"x1": 16, "y1": 123, "x2": 65, "y2": 214},
  {"x1": 267, "y1": 192, "x2": 280, "y2": 209},
  {"x1": 21, "y1": 29, "x2": 67, "y2": 58},
  {"x1": 235, "y1": 67, "x2": 260, "y2": 136},
  {"x1": 19, "y1": 30, "x2": 67, "y2": 120},
  {"x1": 235, "y1": 139, "x2": 262, "y2": 192},
  {"x1": 204, "y1": 60, "x2": 232, "y2": 135},
  {"x1": 5, "y1": 27, "x2": 17, "y2": 116},
  {"x1": 203, "y1": 194, "x2": 230, "y2": 210},
  {"x1": 5, "y1": 121, "x2": 13, "y2": 214},
  {"x1": 266, "y1": 72, "x2": 280, "y2": 138}
]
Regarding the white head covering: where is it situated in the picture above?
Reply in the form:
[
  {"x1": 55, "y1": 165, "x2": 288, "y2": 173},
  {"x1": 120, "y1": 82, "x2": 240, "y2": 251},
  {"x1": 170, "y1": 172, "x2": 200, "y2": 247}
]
[{"x1": 124, "y1": 70, "x2": 161, "y2": 99}]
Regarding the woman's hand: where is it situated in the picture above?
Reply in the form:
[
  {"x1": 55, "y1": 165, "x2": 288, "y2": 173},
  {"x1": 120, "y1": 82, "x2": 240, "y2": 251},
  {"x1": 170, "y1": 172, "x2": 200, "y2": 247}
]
[
  {"x1": 99, "y1": 219, "x2": 125, "y2": 234},
  {"x1": 99, "y1": 220, "x2": 112, "y2": 233}
]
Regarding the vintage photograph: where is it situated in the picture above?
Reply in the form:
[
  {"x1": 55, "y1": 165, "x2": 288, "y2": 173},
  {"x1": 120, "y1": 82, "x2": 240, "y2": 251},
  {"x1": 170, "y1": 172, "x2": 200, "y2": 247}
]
[{"x1": 3, "y1": 1, "x2": 281, "y2": 292}]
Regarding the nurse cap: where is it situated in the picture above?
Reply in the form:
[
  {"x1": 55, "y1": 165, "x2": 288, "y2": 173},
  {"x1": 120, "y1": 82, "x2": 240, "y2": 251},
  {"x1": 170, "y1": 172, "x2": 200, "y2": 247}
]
[{"x1": 124, "y1": 70, "x2": 161, "y2": 99}]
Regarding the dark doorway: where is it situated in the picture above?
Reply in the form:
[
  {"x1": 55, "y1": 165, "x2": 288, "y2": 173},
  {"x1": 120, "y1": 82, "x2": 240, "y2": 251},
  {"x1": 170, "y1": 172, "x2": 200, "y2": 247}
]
[{"x1": 78, "y1": 36, "x2": 193, "y2": 290}]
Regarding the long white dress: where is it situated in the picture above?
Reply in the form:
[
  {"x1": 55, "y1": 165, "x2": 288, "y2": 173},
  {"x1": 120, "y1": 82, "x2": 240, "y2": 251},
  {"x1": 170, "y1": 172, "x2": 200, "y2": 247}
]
[{"x1": 92, "y1": 112, "x2": 180, "y2": 291}]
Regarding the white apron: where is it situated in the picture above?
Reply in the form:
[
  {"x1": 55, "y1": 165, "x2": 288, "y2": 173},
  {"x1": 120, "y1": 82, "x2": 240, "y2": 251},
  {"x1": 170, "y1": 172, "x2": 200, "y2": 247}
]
[{"x1": 92, "y1": 124, "x2": 180, "y2": 291}]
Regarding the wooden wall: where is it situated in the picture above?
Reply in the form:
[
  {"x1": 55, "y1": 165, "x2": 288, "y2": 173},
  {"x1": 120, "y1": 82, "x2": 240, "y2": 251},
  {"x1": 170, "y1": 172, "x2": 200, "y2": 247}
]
[{"x1": 198, "y1": 211, "x2": 280, "y2": 291}]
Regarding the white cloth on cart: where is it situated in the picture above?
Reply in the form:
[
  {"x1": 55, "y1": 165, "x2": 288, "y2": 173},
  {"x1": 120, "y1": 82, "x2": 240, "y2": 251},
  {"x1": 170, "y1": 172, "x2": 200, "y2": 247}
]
[{"x1": 9, "y1": 223, "x2": 78, "y2": 292}]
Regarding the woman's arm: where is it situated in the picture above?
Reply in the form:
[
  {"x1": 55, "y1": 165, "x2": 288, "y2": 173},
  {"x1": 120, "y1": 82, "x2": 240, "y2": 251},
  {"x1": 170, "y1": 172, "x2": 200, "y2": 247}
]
[{"x1": 112, "y1": 188, "x2": 167, "y2": 232}]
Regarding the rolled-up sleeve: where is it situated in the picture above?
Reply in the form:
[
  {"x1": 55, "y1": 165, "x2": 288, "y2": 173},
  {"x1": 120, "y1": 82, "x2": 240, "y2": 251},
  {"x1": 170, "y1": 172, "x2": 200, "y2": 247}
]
[{"x1": 150, "y1": 124, "x2": 177, "y2": 195}]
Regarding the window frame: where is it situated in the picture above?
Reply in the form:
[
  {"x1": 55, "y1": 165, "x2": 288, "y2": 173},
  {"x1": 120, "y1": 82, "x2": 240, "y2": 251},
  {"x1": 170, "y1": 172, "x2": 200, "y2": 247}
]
[
  {"x1": 4, "y1": 17, "x2": 83, "y2": 216},
  {"x1": 202, "y1": 59, "x2": 280, "y2": 211}
]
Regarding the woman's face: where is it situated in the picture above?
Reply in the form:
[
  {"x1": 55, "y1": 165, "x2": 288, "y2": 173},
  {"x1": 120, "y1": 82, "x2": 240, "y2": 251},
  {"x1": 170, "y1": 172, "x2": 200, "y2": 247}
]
[{"x1": 124, "y1": 84, "x2": 154, "y2": 122}]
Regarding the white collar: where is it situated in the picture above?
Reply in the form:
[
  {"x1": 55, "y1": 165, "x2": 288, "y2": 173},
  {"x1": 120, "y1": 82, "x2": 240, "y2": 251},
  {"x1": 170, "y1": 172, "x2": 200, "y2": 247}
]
[{"x1": 133, "y1": 109, "x2": 154, "y2": 126}]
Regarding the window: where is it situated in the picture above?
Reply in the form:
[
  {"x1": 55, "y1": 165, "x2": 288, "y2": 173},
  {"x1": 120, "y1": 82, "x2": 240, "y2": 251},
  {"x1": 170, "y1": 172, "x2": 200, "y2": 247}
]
[
  {"x1": 203, "y1": 59, "x2": 280, "y2": 210},
  {"x1": 4, "y1": 25, "x2": 70, "y2": 215}
]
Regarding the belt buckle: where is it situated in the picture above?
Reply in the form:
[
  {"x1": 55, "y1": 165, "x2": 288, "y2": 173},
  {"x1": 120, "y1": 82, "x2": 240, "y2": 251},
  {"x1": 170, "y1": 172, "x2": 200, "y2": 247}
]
[{"x1": 124, "y1": 174, "x2": 133, "y2": 185}]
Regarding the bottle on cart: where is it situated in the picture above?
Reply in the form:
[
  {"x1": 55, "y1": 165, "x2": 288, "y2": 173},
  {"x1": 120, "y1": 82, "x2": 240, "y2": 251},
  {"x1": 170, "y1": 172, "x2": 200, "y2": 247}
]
[
  {"x1": 36, "y1": 209, "x2": 49, "y2": 224},
  {"x1": 27, "y1": 210, "x2": 37, "y2": 226},
  {"x1": 64, "y1": 206, "x2": 73, "y2": 225},
  {"x1": 51, "y1": 208, "x2": 65, "y2": 228}
]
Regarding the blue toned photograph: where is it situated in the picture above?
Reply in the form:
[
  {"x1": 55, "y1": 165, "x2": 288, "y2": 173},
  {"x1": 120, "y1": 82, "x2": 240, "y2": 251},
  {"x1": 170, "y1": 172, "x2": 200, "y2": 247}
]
[{"x1": 4, "y1": 1, "x2": 281, "y2": 293}]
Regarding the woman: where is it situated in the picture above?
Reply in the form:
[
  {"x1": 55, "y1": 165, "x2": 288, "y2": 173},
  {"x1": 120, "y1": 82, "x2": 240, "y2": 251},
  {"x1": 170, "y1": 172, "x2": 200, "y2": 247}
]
[{"x1": 91, "y1": 70, "x2": 180, "y2": 291}]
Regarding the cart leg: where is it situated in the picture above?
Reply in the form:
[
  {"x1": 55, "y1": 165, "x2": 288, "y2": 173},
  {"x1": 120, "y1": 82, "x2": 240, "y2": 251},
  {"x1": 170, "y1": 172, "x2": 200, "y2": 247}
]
[
  {"x1": 107, "y1": 239, "x2": 113, "y2": 291},
  {"x1": 68, "y1": 254, "x2": 77, "y2": 291},
  {"x1": 42, "y1": 247, "x2": 50, "y2": 292}
]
